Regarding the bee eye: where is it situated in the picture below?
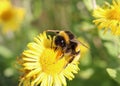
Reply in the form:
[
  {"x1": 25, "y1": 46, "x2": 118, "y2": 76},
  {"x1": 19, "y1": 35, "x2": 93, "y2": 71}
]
[{"x1": 55, "y1": 36, "x2": 66, "y2": 47}]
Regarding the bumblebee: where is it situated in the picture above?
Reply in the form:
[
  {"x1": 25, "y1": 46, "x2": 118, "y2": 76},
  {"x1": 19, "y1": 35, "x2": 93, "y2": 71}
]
[{"x1": 47, "y1": 30, "x2": 88, "y2": 63}]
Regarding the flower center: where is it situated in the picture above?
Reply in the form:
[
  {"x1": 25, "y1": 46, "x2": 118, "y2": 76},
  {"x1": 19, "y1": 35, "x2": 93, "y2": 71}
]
[
  {"x1": 1, "y1": 9, "x2": 14, "y2": 22},
  {"x1": 40, "y1": 48, "x2": 66, "y2": 75},
  {"x1": 106, "y1": 9, "x2": 120, "y2": 21}
]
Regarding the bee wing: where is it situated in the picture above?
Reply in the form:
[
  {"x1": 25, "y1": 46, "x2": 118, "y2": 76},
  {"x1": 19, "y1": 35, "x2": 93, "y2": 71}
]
[
  {"x1": 46, "y1": 30, "x2": 60, "y2": 33},
  {"x1": 70, "y1": 39, "x2": 89, "y2": 49}
]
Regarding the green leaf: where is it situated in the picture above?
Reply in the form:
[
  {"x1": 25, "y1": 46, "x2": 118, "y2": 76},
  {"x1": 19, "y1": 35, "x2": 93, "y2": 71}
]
[{"x1": 106, "y1": 68, "x2": 120, "y2": 84}]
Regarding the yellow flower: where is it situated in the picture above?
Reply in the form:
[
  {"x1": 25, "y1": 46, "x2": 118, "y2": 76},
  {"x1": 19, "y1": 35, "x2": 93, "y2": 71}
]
[
  {"x1": 93, "y1": 0, "x2": 120, "y2": 35},
  {"x1": 0, "y1": 0, "x2": 25, "y2": 34},
  {"x1": 18, "y1": 32, "x2": 80, "y2": 86}
]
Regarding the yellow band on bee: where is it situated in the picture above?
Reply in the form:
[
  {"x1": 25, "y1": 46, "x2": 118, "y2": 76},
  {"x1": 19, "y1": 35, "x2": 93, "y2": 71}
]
[{"x1": 59, "y1": 31, "x2": 69, "y2": 44}]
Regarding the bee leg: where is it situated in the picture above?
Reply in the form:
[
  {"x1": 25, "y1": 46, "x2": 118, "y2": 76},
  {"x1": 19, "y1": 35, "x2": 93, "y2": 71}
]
[
  {"x1": 51, "y1": 40, "x2": 53, "y2": 48},
  {"x1": 51, "y1": 37, "x2": 54, "y2": 49},
  {"x1": 64, "y1": 51, "x2": 80, "y2": 68},
  {"x1": 68, "y1": 56, "x2": 75, "y2": 63},
  {"x1": 59, "y1": 53, "x2": 64, "y2": 59},
  {"x1": 55, "y1": 47, "x2": 64, "y2": 60},
  {"x1": 64, "y1": 56, "x2": 74, "y2": 68},
  {"x1": 75, "y1": 50, "x2": 80, "y2": 55},
  {"x1": 54, "y1": 47, "x2": 58, "y2": 51},
  {"x1": 56, "y1": 52, "x2": 64, "y2": 63},
  {"x1": 68, "y1": 50, "x2": 80, "y2": 63},
  {"x1": 71, "y1": 49, "x2": 80, "y2": 55}
]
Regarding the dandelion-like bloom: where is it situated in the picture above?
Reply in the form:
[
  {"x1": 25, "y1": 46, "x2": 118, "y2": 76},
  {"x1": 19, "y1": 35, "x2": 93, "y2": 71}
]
[
  {"x1": 93, "y1": 0, "x2": 120, "y2": 35},
  {"x1": 18, "y1": 32, "x2": 80, "y2": 86},
  {"x1": 0, "y1": 0, "x2": 25, "y2": 33}
]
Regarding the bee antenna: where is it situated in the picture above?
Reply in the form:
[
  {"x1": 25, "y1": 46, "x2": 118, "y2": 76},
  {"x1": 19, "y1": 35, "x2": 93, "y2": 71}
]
[
  {"x1": 71, "y1": 39, "x2": 89, "y2": 49},
  {"x1": 78, "y1": 41, "x2": 89, "y2": 49},
  {"x1": 46, "y1": 30, "x2": 60, "y2": 33}
]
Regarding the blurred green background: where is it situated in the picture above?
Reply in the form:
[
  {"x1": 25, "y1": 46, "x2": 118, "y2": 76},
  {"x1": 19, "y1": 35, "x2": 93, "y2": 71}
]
[{"x1": 0, "y1": 0, "x2": 120, "y2": 86}]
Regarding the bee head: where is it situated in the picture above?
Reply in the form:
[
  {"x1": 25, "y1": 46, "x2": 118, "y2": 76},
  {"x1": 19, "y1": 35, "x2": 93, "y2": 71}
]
[{"x1": 55, "y1": 35, "x2": 66, "y2": 48}]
